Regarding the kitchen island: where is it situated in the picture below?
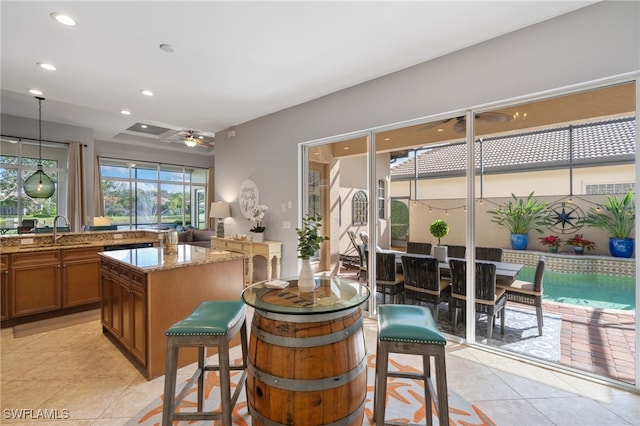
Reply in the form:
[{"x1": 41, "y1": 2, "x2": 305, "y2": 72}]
[{"x1": 99, "y1": 244, "x2": 246, "y2": 380}]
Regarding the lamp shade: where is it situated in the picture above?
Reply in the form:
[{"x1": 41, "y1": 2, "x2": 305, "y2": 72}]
[
  {"x1": 24, "y1": 165, "x2": 55, "y2": 198},
  {"x1": 93, "y1": 216, "x2": 112, "y2": 226},
  {"x1": 210, "y1": 202, "x2": 230, "y2": 219}
]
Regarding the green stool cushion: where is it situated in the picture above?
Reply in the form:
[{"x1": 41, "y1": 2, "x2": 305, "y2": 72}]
[
  {"x1": 378, "y1": 304, "x2": 446, "y2": 345},
  {"x1": 166, "y1": 301, "x2": 245, "y2": 336}
]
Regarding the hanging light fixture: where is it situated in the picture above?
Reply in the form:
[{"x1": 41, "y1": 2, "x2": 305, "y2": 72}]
[{"x1": 24, "y1": 97, "x2": 55, "y2": 198}]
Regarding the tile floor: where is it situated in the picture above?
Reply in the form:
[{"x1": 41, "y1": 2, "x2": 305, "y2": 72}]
[{"x1": 1, "y1": 311, "x2": 639, "y2": 425}]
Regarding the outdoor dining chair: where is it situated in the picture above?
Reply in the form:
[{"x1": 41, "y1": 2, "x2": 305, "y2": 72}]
[
  {"x1": 449, "y1": 259, "x2": 507, "y2": 339},
  {"x1": 497, "y1": 256, "x2": 546, "y2": 336},
  {"x1": 366, "y1": 251, "x2": 404, "y2": 304},
  {"x1": 406, "y1": 241, "x2": 432, "y2": 255},
  {"x1": 401, "y1": 254, "x2": 450, "y2": 318},
  {"x1": 17, "y1": 219, "x2": 37, "y2": 234},
  {"x1": 475, "y1": 246, "x2": 503, "y2": 262},
  {"x1": 347, "y1": 230, "x2": 367, "y2": 278},
  {"x1": 447, "y1": 245, "x2": 466, "y2": 259}
]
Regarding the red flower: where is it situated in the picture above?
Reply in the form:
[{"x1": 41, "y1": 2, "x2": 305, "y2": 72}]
[
  {"x1": 565, "y1": 234, "x2": 595, "y2": 251},
  {"x1": 539, "y1": 235, "x2": 563, "y2": 247}
]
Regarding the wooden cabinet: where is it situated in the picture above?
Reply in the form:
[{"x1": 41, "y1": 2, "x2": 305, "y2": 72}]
[
  {"x1": 1, "y1": 255, "x2": 9, "y2": 320},
  {"x1": 10, "y1": 251, "x2": 61, "y2": 317},
  {"x1": 100, "y1": 258, "x2": 147, "y2": 366},
  {"x1": 61, "y1": 247, "x2": 101, "y2": 308}
]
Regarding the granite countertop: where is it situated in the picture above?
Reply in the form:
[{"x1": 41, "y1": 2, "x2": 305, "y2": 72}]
[
  {"x1": 99, "y1": 245, "x2": 246, "y2": 273},
  {"x1": 0, "y1": 230, "x2": 162, "y2": 254}
]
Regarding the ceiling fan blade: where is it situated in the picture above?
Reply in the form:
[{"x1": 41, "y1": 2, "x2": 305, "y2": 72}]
[
  {"x1": 475, "y1": 111, "x2": 513, "y2": 123},
  {"x1": 417, "y1": 118, "x2": 452, "y2": 132}
]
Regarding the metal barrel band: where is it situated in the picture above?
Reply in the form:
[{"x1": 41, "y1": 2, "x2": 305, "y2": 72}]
[
  {"x1": 255, "y1": 306, "x2": 359, "y2": 323},
  {"x1": 248, "y1": 354, "x2": 367, "y2": 392},
  {"x1": 250, "y1": 315, "x2": 363, "y2": 348}
]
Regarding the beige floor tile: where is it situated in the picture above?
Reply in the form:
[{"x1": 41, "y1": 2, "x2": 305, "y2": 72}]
[
  {"x1": 478, "y1": 399, "x2": 555, "y2": 425},
  {"x1": 528, "y1": 396, "x2": 633, "y2": 425},
  {"x1": 1, "y1": 379, "x2": 72, "y2": 411}
]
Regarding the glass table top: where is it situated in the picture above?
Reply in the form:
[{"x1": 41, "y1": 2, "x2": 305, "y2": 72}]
[{"x1": 241, "y1": 276, "x2": 369, "y2": 315}]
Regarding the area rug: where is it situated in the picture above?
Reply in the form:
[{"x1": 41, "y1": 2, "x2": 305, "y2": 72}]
[
  {"x1": 129, "y1": 352, "x2": 495, "y2": 426},
  {"x1": 435, "y1": 305, "x2": 562, "y2": 363}
]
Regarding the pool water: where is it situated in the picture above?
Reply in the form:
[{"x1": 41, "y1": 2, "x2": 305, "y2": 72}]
[{"x1": 515, "y1": 267, "x2": 636, "y2": 311}]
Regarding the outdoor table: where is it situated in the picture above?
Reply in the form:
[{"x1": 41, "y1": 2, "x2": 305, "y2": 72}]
[
  {"x1": 241, "y1": 276, "x2": 370, "y2": 426},
  {"x1": 391, "y1": 251, "x2": 525, "y2": 281}
]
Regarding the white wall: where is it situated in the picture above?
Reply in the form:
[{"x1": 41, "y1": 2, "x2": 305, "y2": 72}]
[{"x1": 215, "y1": 1, "x2": 639, "y2": 277}]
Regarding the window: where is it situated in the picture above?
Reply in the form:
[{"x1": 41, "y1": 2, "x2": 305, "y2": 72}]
[
  {"x1": 100, "y1": 158, "x2": 208, "y2": 229},
  {"x1": 0, "y1": 139, "x2": 68, "y2": 233},
  {"x1": 377, "y1": 179, "x2": 385, "y2": 219},
  {"x1": 352, "y1": 190, "x2": 368, "y2": 225}
]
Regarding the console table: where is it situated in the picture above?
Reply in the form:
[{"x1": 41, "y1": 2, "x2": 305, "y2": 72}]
[{"x1": 210, "y1": 237, "x2": 282, "y2": 284}]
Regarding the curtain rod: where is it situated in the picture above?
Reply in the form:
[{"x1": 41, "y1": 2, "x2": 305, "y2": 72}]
[{"x1": 0, "y1": 133, "x2": 87, "y2": 147}]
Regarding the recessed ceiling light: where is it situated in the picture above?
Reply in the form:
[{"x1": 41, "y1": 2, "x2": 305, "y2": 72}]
[
  {"x1": 120, "y1": 110, "x2": 132, "y2": 115},
  {"x1": 141, "y1": 89, "x2": 154, "y2": 96},
  {"x1": 50, "y1": 12, "x2": 76, "y2": 26},
  {"x1": 28, "y1": 89, "x2": 43, "y2": 95},
  {"x1": 437, "y1": 128, "x2": 444, "y2": 132},
  {"x1": 36, "y1": 62, "x2": 56, "y2": 71},
  {"x1": 343, "y1": 147, "x2": 350, "y2": 150},
  {"x1": 384, "y1": 138, "x2": 391, "y2": 141},
  {"x1": 140, "y1": 124, "x2": 148, "y2": 129},
  {"x1": 159, "y1": 43, "x2": 174, "y2": 53}
]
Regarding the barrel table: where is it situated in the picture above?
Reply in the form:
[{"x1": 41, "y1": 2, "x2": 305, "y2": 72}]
[{"x1": 241, "y1": 276, "x2": 370, "y2": 426}]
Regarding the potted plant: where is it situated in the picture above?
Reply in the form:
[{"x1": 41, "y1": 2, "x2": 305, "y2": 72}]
[
  {"x1": 489, "y1": 192, "x2": 550, "y2": 250},
  {"x1": 581, "y1": 190, "x2": 635, "y2": 258},
  {"x1": 565, "y1": 233, "x2": 595, "y2": 255},
  {"x1": 429, "y1": 219, "x2": 449, "y2": 261},
  {"x1": 295, "y1": 214, "x2": 329, "y2": 292},
  {"x1": 539, "y1": 235, "x2": 563, "y2": 253},
  {"x1": 248, "y1": 204, "x2": 268, "y2": 242}
]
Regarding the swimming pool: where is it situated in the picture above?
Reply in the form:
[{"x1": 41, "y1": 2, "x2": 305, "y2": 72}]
[{"x1": 515, "y1": 267, "x2": 636, "y2": 311}]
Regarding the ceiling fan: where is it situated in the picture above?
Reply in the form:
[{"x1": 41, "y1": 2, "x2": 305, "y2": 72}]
[
  {"x1": 165, "y1": 129, "x2": 215, "y2": 148},
  {"x1": 418, "y1": 112, "x2": 513, "y2": 133}
]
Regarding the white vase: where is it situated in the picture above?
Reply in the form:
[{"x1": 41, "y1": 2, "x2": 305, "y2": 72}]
[
  {"x1": 297, "y1": 258, "x2": 316, "y2": 292},
  {"x1": 251, "y1": 231, "x2": 264, "y2": 243},
  {"x1": 433, "y1": 245, "x2": 448, "y2": 262}
]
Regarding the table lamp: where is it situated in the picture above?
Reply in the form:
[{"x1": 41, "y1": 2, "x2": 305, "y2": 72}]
[{"x1": 210, "y1": 202, "x2": 230, "y2": 238}]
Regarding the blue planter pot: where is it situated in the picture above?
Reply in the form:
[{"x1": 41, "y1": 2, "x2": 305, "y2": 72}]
[
  {"x1": 609, "y1": 238, "x2": 634, "y2": 258},
  {"x1": 510, "y1": 233, "x2": 528, "y2": 250}
]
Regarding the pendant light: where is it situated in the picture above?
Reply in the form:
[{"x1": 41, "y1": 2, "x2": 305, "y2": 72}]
[{"x1": 24, "y1": 97, "x2": 55, "y2": 198}]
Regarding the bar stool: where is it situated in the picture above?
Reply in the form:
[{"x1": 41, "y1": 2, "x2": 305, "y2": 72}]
[
  {"x1": 374, "y1": 304, "x2": 449, "y2": 426},
  {"x1": 162, "y1": 300, "x2": 248, "y2": 426}
]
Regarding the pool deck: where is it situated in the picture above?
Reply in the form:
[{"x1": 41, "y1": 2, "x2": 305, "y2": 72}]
[{"x1": 542, "y1": 301, "x2": 636, "y2": 384}]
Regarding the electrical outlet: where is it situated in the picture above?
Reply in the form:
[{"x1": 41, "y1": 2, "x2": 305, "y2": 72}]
[
  {"x1": 21, "y1": 238, "x2": 34, "y2": 245},
  {"x1": 113, "y1": 234, "x2": 123, "y2": 239}
]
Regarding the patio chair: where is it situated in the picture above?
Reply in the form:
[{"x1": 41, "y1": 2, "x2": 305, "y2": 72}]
[
  {"x1": 475, "y1": 246, "x2": 503, "y2": 262},
  {"x1": 366, "y1": 251, "x2": 403, "y2": 304},
  {"x1": 447, "y1": 245, "x2": 466, "y2": 259},
  {"x1": 359, "y1": 231, "x2": 369, "y2": 246},
  {"x1": 449, "y1": 259, "x2": 506, "y2": 339},
  {"x1": 406, "y1": 241, "x2": 432, "y2": 255},
  {"x1": 17, "y1": 219, "x2": 37, "y2": 234},
  {"x1": 401, "y1": 254, "x2": 450, "y2": 318},
  {"x1": 498, "y1": 256, "x2": 546, "y2": 336},
  {"x1": 347, "y1": 230, "x2": 367, "y2": 277}
]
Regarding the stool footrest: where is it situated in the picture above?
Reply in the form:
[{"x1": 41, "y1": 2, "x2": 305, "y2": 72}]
[{"x1": 386, "y1": 371, "x2": 426, "y2": 381}]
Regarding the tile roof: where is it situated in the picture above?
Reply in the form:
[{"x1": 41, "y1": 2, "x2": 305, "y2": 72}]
[{"x1": 390, "y1": 116, "x2": 636, "y2": 180}]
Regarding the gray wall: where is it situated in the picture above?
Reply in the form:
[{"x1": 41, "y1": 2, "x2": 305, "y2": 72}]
[{"x1": 214, "y1": 1, "x2": 640, "y2": 278}]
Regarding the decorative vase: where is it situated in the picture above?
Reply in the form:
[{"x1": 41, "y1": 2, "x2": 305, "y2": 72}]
[
  {"x1": 297, "y1": 258, "x2": 315, "y2": 292},
  {"x1": 510, "y1": 233, "x2": 529, "y2": 250},
  {"x1": 433, "y1": 245, "x2": 448, "y2": 261},
  {"x1": 609, "y1": 238, "x2": 634, "y2": 258},
  {"x1": 549, "y1": 246, "x2": 559, "y2": 253},
  {"x1": 574, "y1": 246, "x2": 584, "y2": 255},
  {"x1": 250, "y1": 231, "x2": 264, "y2": 243}
]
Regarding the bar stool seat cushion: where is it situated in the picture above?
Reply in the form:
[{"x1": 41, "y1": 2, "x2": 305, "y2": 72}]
[
  {"x1": 166, "y1": 301, "x2": 245, "y2": 336},
  {"x1": 378, "y1": 304, "x2": 446, "y2": 345}
]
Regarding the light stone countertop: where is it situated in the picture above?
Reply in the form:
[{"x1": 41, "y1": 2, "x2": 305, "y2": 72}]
[{"x1": 99, "y1": 245, "x2": 246, "y2": 273}]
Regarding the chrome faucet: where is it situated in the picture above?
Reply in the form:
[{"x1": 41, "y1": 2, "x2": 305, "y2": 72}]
[{"x1": 53, "y1": 215, "x2": 71, "y2": 243}]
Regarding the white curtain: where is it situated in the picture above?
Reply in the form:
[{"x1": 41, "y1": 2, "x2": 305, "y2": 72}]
[
  {"x1": 67, "y1": 143, "x2": 87, "y2": 231},
  {"x1": 94, "y1": 155, "x2": 104, "y2": 217}
]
